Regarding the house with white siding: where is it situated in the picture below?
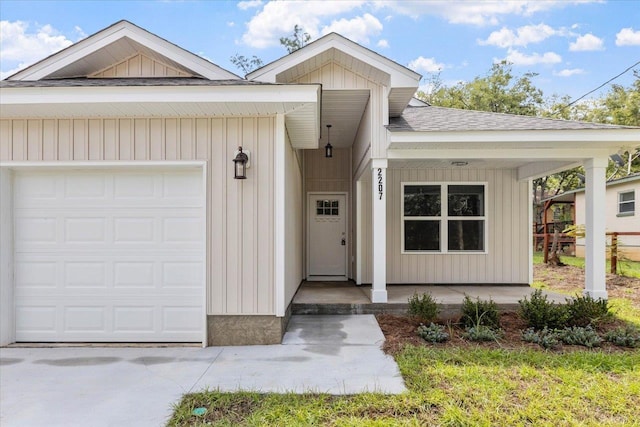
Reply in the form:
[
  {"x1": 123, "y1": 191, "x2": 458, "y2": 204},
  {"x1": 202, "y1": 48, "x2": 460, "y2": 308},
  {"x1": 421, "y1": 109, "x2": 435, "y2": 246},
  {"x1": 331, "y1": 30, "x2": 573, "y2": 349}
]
[
  {"x1": 575, "y1": 174, "x2": 640, "y2": 261},
  {"x1": 1, "y1": 21, "x2": 638, "y2": 346}
]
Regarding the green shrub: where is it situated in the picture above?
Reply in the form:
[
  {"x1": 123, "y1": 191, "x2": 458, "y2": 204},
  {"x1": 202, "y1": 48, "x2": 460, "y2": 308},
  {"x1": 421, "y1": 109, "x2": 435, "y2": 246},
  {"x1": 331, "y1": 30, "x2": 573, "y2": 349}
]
[
  {"x1": 463, "y1": 325, "x2": 503, "y2": 342},
  {"x1": 564, "y1": 294, "x2": 612, "y2": 327},
  {"x1": 408, "y1": 292, "x2": 439, "y2": 322},
  {"x1": 521, "y1": 327, "x2": 561, "y2": 350},
  {"x1": 518, "y1": 290, "x2": 569, "y2": 330},
  {"x1": 461, "y1": 295, "x2": 500, "y2": 329},
  {"x1": 417, "y1": 323, "x2": 450, "y2": 343},
  {"x1": 558, "y1": 326, "x2": 603, "y2": 348},
  {"x1": 605, "y1": 326, "x2": 640, "y2": 348}
]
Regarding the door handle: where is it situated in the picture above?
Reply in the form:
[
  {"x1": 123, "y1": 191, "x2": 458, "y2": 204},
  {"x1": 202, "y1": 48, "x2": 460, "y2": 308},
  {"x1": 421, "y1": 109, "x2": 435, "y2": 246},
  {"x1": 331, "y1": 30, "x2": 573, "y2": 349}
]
[{"x1": 341, "y1": 238, "x2": 346, "y2": 246}]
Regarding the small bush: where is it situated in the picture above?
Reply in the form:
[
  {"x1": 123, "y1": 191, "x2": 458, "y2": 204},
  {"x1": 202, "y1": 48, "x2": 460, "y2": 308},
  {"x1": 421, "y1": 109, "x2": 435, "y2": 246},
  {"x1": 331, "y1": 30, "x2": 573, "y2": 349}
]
[
  {"x1": 558, "y1": 326, "x2": 603, "y2": 348},
  {"x1": 463, "y1": 325, "x2": 503, "y2": 342},
  {"x1": 518, "y1": 290, "x2": 569, "y2": 330},
  {"x1": 417, "y1": 323, "x2": 450, "y2": 343},
  {"x1": 408, "y1": 292, "x2": 439, "y2": 322},
  {"x1": 605, "y1": 326, "x2": 640, "y2": 348},
  {"x1": 565, "y1": 294, "x2": 612, "y2": 327},
  {"x1": 521, "y1": 327, "x2": 561, "y2": 350},
  {"x1": 461, "y1": 295, "x2": 500, "y2": 329}
]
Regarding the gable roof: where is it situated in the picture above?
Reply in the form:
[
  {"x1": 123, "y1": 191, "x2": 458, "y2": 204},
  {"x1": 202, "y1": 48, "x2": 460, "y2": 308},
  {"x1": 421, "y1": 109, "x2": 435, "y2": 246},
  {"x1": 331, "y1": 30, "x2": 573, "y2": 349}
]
[
  {"x1": 388, "y1": 105, "x2": 636, "y2": 132},
  {"x1": 247, "y1": 32, "x2": 421, "y2": 117},
  {"x1": 6, "y1": 20, "x2": 239, "y2": 81}
]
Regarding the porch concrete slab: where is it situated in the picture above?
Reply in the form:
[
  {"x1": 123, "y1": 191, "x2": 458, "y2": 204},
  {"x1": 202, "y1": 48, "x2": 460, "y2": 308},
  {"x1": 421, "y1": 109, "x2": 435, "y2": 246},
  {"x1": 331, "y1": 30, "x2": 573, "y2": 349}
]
[
  {"x1": 1, "y1": 315, "x2": 404, "y2": 426},
  {"x1": 294, "y1": 282, "x2": 370, "y2": 304}
]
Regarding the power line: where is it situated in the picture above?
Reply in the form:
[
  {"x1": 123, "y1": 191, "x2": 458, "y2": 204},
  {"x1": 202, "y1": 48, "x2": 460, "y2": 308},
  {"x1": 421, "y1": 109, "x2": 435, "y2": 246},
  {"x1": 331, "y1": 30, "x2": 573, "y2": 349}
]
[{"x1": 556, "y1": 59, "x2": 640, "y2": 112}]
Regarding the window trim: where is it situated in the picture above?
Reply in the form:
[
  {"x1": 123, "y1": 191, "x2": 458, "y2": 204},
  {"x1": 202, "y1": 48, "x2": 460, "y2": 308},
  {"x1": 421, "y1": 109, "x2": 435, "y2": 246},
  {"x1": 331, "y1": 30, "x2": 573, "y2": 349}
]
[
  {"x1": 617, "y1": 190, "x2": 635, "y2": 217},
  {"x1": 401, "y1": 182, "x2": 489, "y2": 254}
]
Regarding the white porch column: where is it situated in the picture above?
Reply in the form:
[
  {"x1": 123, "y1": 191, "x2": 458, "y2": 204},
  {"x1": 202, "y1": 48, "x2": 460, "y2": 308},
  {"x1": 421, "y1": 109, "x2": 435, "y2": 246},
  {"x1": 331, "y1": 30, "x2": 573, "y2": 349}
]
[
  {"x1": 356, "y1": 180, "x2": 363, "y2": 285},
  {"x1": 371, "y1": 159, "x2": 388, "y2": 302},
  {"x1": 584, "y1": 157, "x2": 608, "y2": 299}
]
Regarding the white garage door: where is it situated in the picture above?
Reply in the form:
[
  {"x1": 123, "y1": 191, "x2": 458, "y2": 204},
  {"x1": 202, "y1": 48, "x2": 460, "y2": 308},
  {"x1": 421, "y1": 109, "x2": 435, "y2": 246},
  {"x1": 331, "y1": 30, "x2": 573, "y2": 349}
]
[{"x1": 13, "y1": 168, "x2": 205, "y2": 342}]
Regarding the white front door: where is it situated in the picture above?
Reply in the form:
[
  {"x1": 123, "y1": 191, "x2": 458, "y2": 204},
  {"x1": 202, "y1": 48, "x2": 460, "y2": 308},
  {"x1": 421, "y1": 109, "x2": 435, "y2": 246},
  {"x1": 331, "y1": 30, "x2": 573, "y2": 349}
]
[{"x1": 308, "y1": 194, "x2": 347, "y2": 280}]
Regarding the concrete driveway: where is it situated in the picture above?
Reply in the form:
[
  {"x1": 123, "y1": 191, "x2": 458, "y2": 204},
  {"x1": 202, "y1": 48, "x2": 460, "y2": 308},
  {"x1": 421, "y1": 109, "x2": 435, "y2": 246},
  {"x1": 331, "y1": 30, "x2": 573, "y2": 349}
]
[{"x1": 0, "y1": 315, "x2": 405, "y2": 427}]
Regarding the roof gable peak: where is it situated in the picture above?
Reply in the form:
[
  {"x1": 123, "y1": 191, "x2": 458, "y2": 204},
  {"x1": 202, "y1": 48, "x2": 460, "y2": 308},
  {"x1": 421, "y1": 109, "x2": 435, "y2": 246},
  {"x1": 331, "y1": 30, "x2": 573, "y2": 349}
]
[{"x1": 7, "y1": 20, "x2": 239, "y2": 81}]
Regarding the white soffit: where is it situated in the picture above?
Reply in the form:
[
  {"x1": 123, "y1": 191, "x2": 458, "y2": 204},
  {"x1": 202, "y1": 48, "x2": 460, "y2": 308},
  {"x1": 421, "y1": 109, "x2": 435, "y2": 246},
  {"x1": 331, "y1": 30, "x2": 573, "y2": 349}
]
[
  {"x1": 320, "y1": 90, "x2": 370, "y2": 148},
  {"x1": 7, "y1": 20, "x2": 239, "y2": 81}
]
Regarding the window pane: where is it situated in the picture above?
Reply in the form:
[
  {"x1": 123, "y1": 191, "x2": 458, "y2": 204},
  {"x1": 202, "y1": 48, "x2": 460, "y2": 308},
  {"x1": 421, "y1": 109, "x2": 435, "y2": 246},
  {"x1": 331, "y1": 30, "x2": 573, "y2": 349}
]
[
  {"x1": 448, "y1": 185, "x2": 484, "y2": 216},
  {"x1": 620, "y1": 201, "x2": 635, "y2": 213},
  {"x1": 404, "y1": 185, "x2": 441, "y2": 216},
  {"x1": 404, "y1": 220, "x2": 440, "y2": 251},
  {"x1": 448, "y1": 220, "x2": 484, "y2": 251},
  {"x1": 620, "y1": 191, "x2": 635, "y2": 202}
]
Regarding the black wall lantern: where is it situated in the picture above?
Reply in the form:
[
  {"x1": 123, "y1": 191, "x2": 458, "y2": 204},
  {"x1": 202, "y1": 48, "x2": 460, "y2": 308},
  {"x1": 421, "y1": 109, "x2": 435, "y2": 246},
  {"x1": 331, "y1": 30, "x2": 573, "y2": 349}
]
[
  {"x1": 324, "y1": 124, "x2": 333, "y2": 158},
  {"x1": 233, "y1": 146, "x2": 249, "y2": 179}
]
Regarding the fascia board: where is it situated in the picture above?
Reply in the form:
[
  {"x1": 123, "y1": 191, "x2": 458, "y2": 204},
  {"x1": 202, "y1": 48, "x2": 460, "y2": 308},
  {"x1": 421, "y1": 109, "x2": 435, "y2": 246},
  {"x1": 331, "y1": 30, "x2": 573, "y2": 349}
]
[
  {"x1": 9, "y1": 21, "x2": 238, "y2": 81},
  {"x1": 387, "y1": 147, "x2": 613, "y2": 160},
  {"x1": 0, "y1": 84, "x2": 320, "y2": 105},
  {"x1": 388, "y1": 129, "x2": 640, "y2": 146},
  {"x1": 248, "y1": 34, "x2": 420, "y2": 87}
]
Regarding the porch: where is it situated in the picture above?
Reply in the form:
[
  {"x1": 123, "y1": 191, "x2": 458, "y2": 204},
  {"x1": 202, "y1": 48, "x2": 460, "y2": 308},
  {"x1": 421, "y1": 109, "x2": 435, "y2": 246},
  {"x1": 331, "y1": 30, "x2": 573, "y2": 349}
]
[{"x1": 292, "y1": 281, "x2": 567, "y2": 318}]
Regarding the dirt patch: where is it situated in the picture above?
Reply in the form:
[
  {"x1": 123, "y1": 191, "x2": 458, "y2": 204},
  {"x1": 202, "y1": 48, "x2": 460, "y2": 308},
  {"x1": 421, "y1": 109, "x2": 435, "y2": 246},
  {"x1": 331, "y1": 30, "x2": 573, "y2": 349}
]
[
  {"x1": 378, "y1": 266, "x2": 640, "y2": 355},
  {"x1": 534, "y1": 264, "x2": 640, "y2": 305}
]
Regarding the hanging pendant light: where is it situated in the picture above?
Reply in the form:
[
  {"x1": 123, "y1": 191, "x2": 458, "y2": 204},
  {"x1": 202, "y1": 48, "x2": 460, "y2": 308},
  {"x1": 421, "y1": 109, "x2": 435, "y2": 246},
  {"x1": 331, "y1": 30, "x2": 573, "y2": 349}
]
[{"x1": 324, "y1": 124, "x2": 333, "y2": 158}]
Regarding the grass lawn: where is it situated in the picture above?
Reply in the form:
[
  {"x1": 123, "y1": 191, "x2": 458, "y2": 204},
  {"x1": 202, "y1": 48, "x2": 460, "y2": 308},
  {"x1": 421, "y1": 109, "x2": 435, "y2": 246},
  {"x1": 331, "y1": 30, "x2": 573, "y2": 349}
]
[
  {"x1": 169, "y1": 256, "x2": 640, "y2": 426},
  {"x1": 169, "y1": 348, "x2": 640, "y2": 426}
]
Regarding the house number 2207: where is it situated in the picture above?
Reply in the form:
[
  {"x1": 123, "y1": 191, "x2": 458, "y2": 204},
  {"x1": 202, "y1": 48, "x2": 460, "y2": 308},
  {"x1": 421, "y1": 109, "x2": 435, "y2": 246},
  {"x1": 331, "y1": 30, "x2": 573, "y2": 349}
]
[{"x1": 377, "y1": 168, "x2": 383, "y2": 200}]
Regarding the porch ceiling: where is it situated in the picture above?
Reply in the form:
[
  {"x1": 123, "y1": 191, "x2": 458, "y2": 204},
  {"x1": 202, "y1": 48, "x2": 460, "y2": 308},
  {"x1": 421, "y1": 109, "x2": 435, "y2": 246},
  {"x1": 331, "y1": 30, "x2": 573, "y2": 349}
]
[{"x1": 319, "y1": 89, "x2": 370, "y2": 148}]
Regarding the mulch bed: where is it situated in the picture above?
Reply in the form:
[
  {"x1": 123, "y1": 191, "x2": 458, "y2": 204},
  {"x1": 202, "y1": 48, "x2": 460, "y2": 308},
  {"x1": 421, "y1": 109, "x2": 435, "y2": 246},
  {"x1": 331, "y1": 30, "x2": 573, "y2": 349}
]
[{"x1": 377, "y1": 312, "x2": 637, "y2": 355}]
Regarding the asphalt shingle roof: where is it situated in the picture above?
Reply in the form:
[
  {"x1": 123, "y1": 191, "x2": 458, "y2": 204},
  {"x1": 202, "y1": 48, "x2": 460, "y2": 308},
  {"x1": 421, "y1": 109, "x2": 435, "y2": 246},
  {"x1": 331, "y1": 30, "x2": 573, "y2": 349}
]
[
  {"x1": 0, "y1": 78, "x2": 278, "y2": 88},
  {"x1": 388, "y1": 105, "x2": 634, "y2": 132}
]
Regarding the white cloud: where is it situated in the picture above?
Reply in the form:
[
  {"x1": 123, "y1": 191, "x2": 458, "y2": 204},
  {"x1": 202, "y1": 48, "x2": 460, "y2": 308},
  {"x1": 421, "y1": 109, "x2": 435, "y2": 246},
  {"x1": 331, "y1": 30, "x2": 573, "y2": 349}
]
[
  {"x1": 375, "y1": 0, "x2": 595, "y2": 26},
  {"x1": 377, "y1": 39, "x2": 389, "y2": 48},
  {"x1": 408, "y1": 56, "x2": 444, "y2": 73},
  {"x1": 0, "y1": 21, "x2": 74, "y2": 77},
  {"x1": 616, "y1": 27, "x2": 640, "y2": 46},
  {"x1": 503, "y1": 49, "x2": 562, "y2": 66},
  {"x1": 227, "y1": 21, "x2": 235, "y2": 27},
  {"x1": 237, "y1": 0, "x2": 263, "y2": 10},
  {"x1": 479, "y1": 24, "x2": 558, "y2": 47},
  {"x1": 321, "y1": 13, "x2": 382, "y2": 44},
  {"x1": 554, "y1": 68, "x2": 584, "y2": 77},
  {"x1": 240, "y1": 1, "x2": 366, "y2": 48},
  {"x1": 569, "y1": 33, "x2": 604, "y2": 51}
]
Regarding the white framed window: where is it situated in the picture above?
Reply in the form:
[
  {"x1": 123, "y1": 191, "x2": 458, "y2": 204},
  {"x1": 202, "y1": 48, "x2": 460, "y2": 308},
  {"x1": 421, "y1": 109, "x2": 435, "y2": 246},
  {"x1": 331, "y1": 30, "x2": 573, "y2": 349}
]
[
  {"x1": 401, "y1": 182, "x2": 488, "y2": 253},
  {"x1": 618, "y1": 190, "x2": 635, "y2": 216}
]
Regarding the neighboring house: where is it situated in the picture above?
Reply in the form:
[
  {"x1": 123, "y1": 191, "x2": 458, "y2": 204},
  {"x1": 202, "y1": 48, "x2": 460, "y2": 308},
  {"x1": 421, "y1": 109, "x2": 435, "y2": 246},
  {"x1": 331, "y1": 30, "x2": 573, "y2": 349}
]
[
  {"x1": 575, "y1": 174, "x2": 640, "y2": 261},
  {"x1": 1, "y1": 21, "x2": 638, "y2": 346}
]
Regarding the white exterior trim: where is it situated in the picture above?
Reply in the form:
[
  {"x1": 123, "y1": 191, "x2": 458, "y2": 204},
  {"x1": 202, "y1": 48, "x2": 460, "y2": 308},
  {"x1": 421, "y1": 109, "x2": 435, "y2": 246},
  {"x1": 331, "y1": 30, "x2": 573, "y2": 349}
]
[
  {"x1": 8, "y1": 20, "x2": 239, "y2": 81},
  {"x1": 274, "y1": 114, "x2": 286, "y2": 317},
  {"x1": 584, "y1": 157, "x2": 608, "y2": 299},
  {"x1": 0, "y1": 160, "x2": 208, "y2": 346},
  {"x1": 356, "y1": 180, "x2": 363, "y2": 285},
  {"x1": 527, "y1": 179, "x2": 534, "y2": 285},
  {"x1": 371, "y1": 162, "x2": 387, "y2": 303}
]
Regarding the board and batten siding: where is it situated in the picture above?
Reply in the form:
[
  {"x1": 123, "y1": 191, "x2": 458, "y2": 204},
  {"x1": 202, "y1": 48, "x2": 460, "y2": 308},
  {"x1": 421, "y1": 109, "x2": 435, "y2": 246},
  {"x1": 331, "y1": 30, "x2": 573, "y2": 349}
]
[
  {"x1": 91, "y1": 53, "x2": 192, "y2": 78},
  {"x1": 284, "y1": 133, "x2": 304, "y2": 307},
  {"x1": 0, "y1": 117, "x2": 276, "y2": 316},
  {"x1": 360, "y1": 168, "x2": 530, "y2": 284}
]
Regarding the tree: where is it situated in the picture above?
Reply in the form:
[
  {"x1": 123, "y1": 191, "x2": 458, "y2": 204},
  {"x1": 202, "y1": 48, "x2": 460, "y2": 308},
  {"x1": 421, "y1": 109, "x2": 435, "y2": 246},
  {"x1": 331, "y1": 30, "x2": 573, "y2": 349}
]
[
  {"x1": 229, "y1": 54, "x2": 263, "y2": 75},
  {"x1": 279, "y1": 25, "x2": 311, "y2": 54},
  {"x1": 417, "y1": 61, "x2": 545, "y2": 115},
  {"x1": 229, "y1": 25, "x2": 312, "y2": 74}
]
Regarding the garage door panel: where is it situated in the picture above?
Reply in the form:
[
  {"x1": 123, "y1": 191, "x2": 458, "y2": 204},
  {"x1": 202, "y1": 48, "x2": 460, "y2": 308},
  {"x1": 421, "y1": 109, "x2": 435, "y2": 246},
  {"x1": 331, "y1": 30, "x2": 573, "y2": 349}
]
[{"x1": 13, "y1": 168, "x2": 205, "y2": 343}]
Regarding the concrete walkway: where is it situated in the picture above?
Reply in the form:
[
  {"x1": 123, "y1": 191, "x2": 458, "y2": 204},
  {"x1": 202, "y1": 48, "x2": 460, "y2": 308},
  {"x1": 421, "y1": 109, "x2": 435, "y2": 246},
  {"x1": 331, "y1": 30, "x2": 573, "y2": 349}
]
[{"x1": 0, "y1": 315, "x2": 404, "y2": 427}]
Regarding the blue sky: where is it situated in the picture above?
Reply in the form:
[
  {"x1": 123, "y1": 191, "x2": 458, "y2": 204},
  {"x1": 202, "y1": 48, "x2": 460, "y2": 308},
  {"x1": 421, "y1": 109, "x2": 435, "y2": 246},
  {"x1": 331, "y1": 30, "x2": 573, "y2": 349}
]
[{"x1": 1, "y1": 0, "x2": 639, "y2": 101}]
